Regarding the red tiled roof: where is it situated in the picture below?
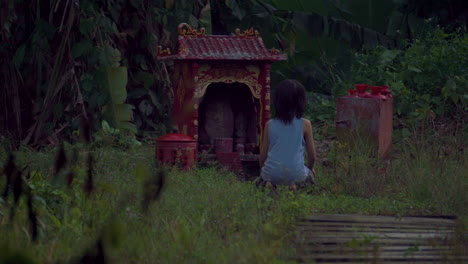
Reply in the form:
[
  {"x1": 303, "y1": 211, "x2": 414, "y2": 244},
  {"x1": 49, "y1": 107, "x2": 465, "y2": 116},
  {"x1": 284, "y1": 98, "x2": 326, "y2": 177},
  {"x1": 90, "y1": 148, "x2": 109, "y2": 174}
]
[{"x1": 158, "y1": 35, "x2": 286, "y2": 61}]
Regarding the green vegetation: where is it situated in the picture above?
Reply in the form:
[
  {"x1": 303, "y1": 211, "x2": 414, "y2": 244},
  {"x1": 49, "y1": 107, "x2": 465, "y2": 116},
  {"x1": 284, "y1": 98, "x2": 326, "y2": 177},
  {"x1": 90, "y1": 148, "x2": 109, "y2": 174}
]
[
  {"x1": 0, "y1": 145, "x2": 310, "y2": 263},
  {"x1": 1, "y1": 0, "x2": 466, "y2": 262},
  {"x1": 3, "y1": 0, "x2": 466, "y2": 146},
  {"x1": 1, "y1": 127, "x2": 466, "y2": 263},
  {"x1": 306, "y1": 28, "x2": 468, "y2": 127},
  {"x1": 325, "y1": 132, "x2": 467, "y2": 218},
  {"x1": 340, "y1": 28, "x2": 468, "y2": 120}
]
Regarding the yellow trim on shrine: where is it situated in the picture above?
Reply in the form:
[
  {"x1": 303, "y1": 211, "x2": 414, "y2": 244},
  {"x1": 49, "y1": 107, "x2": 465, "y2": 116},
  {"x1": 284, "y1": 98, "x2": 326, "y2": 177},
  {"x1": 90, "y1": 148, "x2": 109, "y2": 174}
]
[
  {"x1": 178, "y1": 23, "x2": 206, "y2": 37},
  {"x1": 195, "y1": 79, "x2": 262, "y2": 100}
]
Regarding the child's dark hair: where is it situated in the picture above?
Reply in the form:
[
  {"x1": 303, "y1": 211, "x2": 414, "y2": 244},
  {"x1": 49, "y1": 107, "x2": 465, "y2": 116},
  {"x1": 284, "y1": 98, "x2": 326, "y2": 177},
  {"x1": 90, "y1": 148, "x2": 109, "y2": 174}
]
[{"x1": 273, "y1": 79, "x2": 306, "y2": 124}]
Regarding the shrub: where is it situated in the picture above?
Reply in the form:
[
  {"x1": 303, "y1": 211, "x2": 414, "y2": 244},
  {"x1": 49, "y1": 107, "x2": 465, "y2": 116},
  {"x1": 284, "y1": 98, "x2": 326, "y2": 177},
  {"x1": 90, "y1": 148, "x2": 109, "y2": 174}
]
[
  {"x1": 324, "y1": 127, "x2": 467, "y2": 218},
  {"x1": 337, "y1": 28, "x2": 468, "y2": 122},
  {"x1": 0, "y1": 145, "x2": 312, "y2": 263},
  {"x1": 390, "y1": 132, "x2": 468, "y2": 216}
]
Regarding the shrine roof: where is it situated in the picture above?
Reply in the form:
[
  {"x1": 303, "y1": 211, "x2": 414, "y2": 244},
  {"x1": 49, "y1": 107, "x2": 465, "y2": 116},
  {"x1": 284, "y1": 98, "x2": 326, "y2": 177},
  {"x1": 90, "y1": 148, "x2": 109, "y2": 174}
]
[{"x1": 157, "y1": 23, "x2": 287, "y2": 61}]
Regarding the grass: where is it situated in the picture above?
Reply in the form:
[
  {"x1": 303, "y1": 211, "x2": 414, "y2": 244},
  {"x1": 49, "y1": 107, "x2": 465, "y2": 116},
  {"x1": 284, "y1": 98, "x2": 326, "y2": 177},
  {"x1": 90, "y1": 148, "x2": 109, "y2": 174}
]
[
  {"x1": 0, "y1": 125, "x2": 466, "y2": 263},
  {"x1": 310, "y1": 119, "x2": 468, "y2": 219},
  {"x1": 0, "y1": 144, "x2": 311, "y2": 263}
]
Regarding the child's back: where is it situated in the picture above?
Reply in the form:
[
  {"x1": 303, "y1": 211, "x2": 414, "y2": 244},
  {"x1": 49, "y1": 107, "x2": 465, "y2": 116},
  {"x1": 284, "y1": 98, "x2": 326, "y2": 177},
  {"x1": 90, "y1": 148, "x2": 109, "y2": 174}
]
[
  {"x1": 261, "y1": 118, "x2": 310, "y2": 185},
  {"x1": 259, "y1": 79, "x2": 316, "y2": 188}
]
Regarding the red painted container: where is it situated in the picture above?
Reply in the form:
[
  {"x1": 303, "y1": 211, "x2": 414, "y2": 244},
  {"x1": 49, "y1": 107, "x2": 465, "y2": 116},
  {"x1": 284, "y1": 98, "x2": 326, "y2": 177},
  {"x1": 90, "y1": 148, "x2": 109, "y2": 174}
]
[
  {"x1": 214, "y1": 138, "x2": 233, "y2": 153},
  {"x1": 380, "y1": 85, "x2": 392, "y2": 99},
  {"x1": 156, "y1": 133, "x2": 197, "y2": 170},
  {"x1": 369, "y1": 86, "x2": 386, "y2": 99},
  {"x1": 346, "y1": 89, "x2": 358, "y2": 98},
  {"x1": 355, "y1": 84, "x2": 369, "y2": 94},
  {"x1": 336, "y1": 96, "x2": 393, "y2": 158}
]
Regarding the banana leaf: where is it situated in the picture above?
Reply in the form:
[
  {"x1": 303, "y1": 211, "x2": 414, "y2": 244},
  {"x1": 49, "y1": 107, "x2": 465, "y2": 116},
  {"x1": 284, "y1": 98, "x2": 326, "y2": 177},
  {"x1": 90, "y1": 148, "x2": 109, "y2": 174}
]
[{"x1": 98, "y1": 66, "x2": 136, "y2": 133}]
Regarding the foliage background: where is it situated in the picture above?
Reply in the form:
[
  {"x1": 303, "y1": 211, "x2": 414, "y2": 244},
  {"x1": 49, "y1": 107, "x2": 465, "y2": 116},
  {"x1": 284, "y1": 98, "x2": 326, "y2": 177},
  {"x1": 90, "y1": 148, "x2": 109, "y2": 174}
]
[
  {"x1": 0, "y1": 1, "x2": 467, "y2": 262},
  {"x1": 1, "y1": 0, "x2": 466, "y2": 147}
]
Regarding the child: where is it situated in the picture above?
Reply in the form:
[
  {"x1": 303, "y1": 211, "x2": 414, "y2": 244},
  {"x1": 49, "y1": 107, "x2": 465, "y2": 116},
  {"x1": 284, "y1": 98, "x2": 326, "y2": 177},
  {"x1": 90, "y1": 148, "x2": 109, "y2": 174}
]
[{"x1": 259, "y1": 79, "x2": 317, "y2": 190}]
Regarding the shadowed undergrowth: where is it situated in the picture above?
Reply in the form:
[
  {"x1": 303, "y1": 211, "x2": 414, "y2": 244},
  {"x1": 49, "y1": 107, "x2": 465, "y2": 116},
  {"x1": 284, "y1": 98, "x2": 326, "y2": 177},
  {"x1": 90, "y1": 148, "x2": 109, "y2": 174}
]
[
  {"x1": 0, "y1": 145, "x2": 311, "y2": 263},
  {"x1": 315, "y1": 125, "x2": 467, "y2": 220},
  {"x1": 0, "y1": 127, "x2": 466, "y2": 263}
]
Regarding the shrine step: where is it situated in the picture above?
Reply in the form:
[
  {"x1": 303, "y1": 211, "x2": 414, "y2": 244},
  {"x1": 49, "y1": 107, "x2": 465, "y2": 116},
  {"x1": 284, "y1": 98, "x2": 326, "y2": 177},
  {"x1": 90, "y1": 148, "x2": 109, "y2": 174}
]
[{"x1": 216, "y1": 152, "x2": 243, "y2": 172}]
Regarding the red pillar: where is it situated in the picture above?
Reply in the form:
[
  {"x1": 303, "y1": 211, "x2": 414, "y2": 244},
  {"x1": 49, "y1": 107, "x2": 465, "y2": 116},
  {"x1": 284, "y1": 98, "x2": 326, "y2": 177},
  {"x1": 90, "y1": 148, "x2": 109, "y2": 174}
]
[
  {"x1": 260, "y1": 63, "x2": 271, "y2": 148},
  {"x1": 191, "y1": 62, "x2": 199, "y2": 140}
]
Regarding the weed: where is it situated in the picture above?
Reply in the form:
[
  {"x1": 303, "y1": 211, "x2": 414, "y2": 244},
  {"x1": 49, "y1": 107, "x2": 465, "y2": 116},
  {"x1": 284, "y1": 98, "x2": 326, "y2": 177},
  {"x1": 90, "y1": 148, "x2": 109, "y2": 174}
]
[
  {"x1": 316, "y1": 123, "x2": 467, "y2": 218},
  {"x1": 0, "y1": 145, "x2": 312, "y2": 263},
  {"x1": 1, "y1": 124, "x2": 466, "y2": 263}
]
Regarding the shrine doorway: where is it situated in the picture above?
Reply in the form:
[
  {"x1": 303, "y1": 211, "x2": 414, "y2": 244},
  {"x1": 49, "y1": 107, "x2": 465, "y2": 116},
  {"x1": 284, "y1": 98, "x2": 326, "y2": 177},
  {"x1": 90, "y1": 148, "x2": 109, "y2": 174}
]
[{"x1": 198, "y1": 82, "x2": 258, "y2": 153}]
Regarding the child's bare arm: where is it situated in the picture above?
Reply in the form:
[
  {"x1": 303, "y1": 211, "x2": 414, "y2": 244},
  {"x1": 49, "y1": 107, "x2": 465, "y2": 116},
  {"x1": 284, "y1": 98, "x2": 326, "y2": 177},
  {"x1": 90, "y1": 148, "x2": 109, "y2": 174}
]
[
  {"x1": 259, "y1": 121, "x2": 269, "y2": 168},
  {"x1": 303, "y1": 119, "x2": 317, "y2": 170}
]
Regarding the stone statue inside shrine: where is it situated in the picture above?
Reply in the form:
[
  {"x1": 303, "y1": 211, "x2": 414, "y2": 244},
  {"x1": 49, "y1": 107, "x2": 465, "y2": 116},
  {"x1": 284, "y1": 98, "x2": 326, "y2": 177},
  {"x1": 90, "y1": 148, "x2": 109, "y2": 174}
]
[
  {"x1": 231, "y1": 83, "x2": 257, "y2": 153},
  {"x1": 199, "y1": 84, "x2": 234, "y2": 146},
  {"x1": 199, "y1": 83, "x2": 257, "y2": 153}
]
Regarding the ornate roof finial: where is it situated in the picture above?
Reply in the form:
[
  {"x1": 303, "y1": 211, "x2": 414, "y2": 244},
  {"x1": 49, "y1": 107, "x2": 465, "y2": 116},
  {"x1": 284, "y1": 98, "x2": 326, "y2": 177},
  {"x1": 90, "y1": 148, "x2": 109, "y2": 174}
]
[
  {"x1": 270, "y1": 48, "x2": 281, "y2": 55},
  {"x1": 157, "y1": 45, "x2": 171, "y2": 56},
  {"x1": 235, "y1": 27, "x2": 259, "y2": 38},
  {"x1": 178, "y1": 23, "x2": 206, "y2": 37}
]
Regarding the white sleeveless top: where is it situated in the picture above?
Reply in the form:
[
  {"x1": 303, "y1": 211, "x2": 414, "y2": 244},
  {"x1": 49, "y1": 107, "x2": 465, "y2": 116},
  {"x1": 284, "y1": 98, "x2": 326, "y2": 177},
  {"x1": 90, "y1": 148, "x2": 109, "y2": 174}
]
[{"x1": 261, "y1": 118, "x2": 310, "y2": 185}]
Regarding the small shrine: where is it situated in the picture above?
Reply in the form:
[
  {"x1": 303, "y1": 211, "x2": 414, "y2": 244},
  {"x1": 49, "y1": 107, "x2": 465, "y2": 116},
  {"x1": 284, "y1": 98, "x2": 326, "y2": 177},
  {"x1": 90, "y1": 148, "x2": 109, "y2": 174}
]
[{"x1": 157, "y1": 23, "x2": 286, "y2": 157}]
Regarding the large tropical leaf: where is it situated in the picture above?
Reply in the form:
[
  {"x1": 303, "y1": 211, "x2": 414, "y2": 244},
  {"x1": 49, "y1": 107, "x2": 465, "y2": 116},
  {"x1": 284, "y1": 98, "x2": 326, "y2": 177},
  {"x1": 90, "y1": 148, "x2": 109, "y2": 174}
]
[
  {"x1": 271, "y1": 0, "x2": 328, "y2": 15},
  {"x1": 292, "y1": 11, "x2": 397, "y2": 50},
  {"x1": 99, "y1": 66, "x2": 136, "y2": 133}
]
